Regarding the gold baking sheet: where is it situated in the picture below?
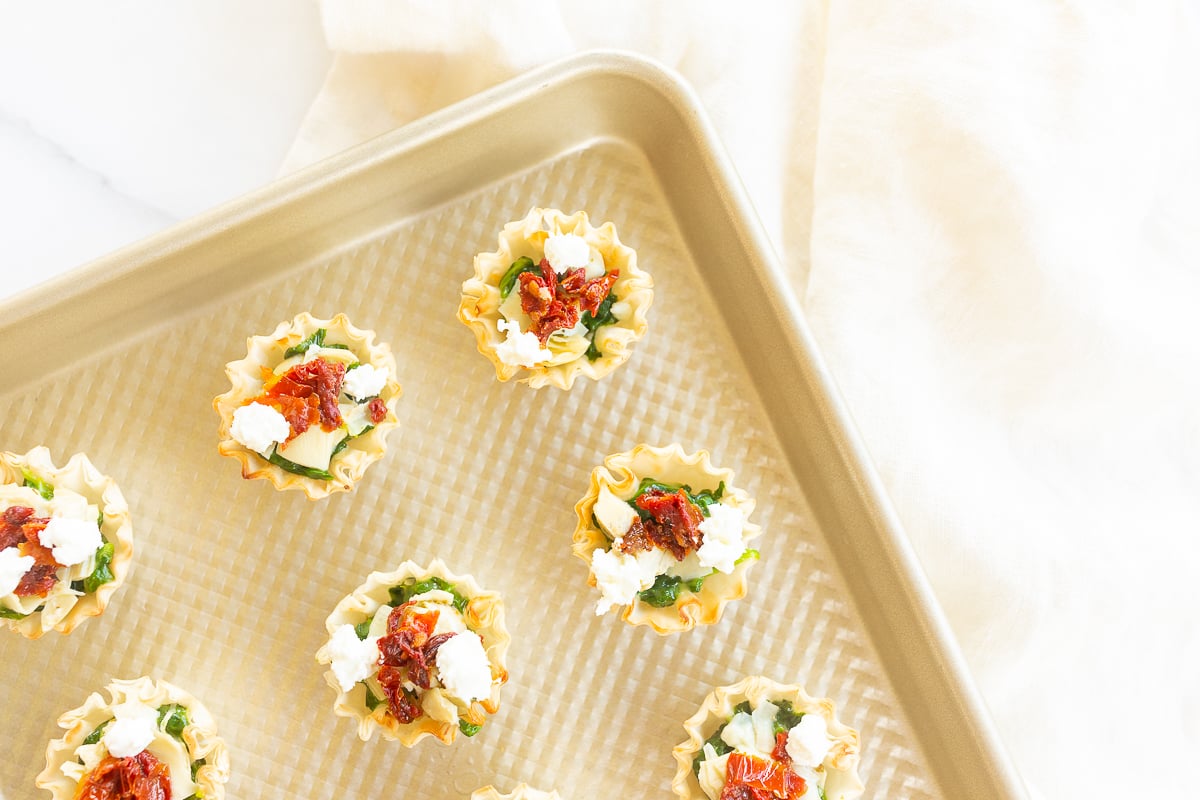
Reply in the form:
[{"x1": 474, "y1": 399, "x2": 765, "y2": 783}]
[{"x1": 0, "y1": 53, "x2": 1024, "y2": 800}]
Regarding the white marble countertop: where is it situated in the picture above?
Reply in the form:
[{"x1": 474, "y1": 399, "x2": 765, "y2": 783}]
[{"x1": 0, "y1": 2, "x2": 331, "y2": 295}]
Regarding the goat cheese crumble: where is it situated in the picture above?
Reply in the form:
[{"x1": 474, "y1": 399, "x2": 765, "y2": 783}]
[
  {"x1": 495, "y1": 317, "x2": 552, "y2": 367},
  {"x1": 104, "y1": 701, "x2": 159, "y2": 758},
  {"x1": 230, "y1": 402, "x2": 290, "y2": 454},
  {"x1": 328, "y1": 624, "x2": 381, "y2": 692},
  {"x1": 38, "y1": 516, "x2": 103, "y2": 567},
  {"x1": 696, "y1": 502, "x2": 748, "y2": 574},
  {"x1": 343, "y1": 363, "x2": 388, "y2": 399},
  {"x1": 0, "y1": 549, "x2": 36, "y2": 596},
  {"x1": 435, "y1": 632, "x2": 493, "y2": 702}
]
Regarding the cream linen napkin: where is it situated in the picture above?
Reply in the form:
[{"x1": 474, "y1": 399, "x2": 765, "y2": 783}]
[{"x1": 284, "y1": 2, "x2": 1200, "y2": 798}]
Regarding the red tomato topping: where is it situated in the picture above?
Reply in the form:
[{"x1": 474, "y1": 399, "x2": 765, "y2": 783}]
[
  {"x1": 721, "y1": 753, "x2": 807, "y2": 800},
  {"x1": 375, "y1": 602, "x2": 455, "y2": 723},
  {"x1": 74, "y1": 751, "x2": 173, "y2": 800},
  {"x1": 620, "y1": 488, "x2": 705, "y2": 561},
  {"x1": 1, "y1": 508, "x2": 60, "y2": 597},
  {"x1": 517, "y1": 258, "x2": 621, "y2": 343},
  {"x1": 264, "y1": 359, "x2": 346, "y2": 432},
  {"x1": 366, "y1": 397, "x2": 388, "y2": 424},
  {"x1": 771, "y1": 731, "x2": 791, "y2": 764}
]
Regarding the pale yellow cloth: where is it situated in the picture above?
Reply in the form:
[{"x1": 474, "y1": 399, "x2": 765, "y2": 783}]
[{"x1": 285, "y1": 3, "x2": 1200, "y2": 798}]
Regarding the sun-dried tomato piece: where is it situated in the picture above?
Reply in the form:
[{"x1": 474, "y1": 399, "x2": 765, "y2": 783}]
[
  {"x1": 367, "y1": 397, "x2": 388, "y2": 424},
  {"x1": 0, "y1": 505, "x2": 36, "y2": 550},
  {"x1": 267, "y1": 359, "x2": 346, "y2": 431},
  {"x1": 15, "y1": 563, "x2": 57, "y2": 597},
  {"x1": 721, "y1": 753, "x2": 807, "y2": 800},
  {"x1": 376, "y1": 602, "x2": 457, "y2": 722},
  {"x1": 519, "y1": 261, "x2": 579, "y2": 343},
  {"x1": 573, "y1": 269, "x2": 619, "y2": 316},
  {"x1": 74, "y1": 751, "x2": 172, "y2": 800},
  {"x1": 632, "y1": 488, "x2": 706, "y2": 561},
  {"x1": 11, "y1": 516, "x2": 59, "y2": 597},
  {"x1": 771, "y1": 731, "x2": 791, "y2": 764}
]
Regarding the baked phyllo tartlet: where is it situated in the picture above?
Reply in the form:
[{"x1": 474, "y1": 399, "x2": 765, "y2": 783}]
[
  {"x1": 0, "y1": 447, "x2": 132, "y2": 639},
  {"x1": 472, "y1": 785, "x2": 561, "y2": 800},
  {"x1": 214, "y1": 312, "x2": 401, "y2": 499},
  {"x1": 36, "y1": 676, "x2": 230, "y2": 800},
  {"x1": 316, "y1": 559, "x2": 510, "y2": 745},
  {"x1": 572, "y1": 444, "x2": 761, "y2": 634},
  {"x1": 458, "y1": 207, "x2": 653, "y2": 389},
  {"x1": 671, "y1": 676, "x2": 864, "y2": 800}
]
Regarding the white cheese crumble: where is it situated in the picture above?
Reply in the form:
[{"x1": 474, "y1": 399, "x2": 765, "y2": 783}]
[
  {"x1": 543, "y1": 233, "x2": 591, "y2": 274},
  {"x1": 104, "y1": 700, "x2": 158, "y2": 758},
  {"x1": 38, "y1": 516, "x2": 102, "y2": 567},
  {"x1": 230, "y1": 402, "x2": 290, "y2": 454},
  {"x1": 593, "y1": 485, "x2": 638, "y2": 539},
  {"x1": 0, "y1": 549, "x2": 35, "y2": 596},
  {"x1": 495, "y1": 317, "x2": 552, "y2": 367},
  {"x1": 343, "y1": 363, "x2": 388, "y2": 399},
  {"x1": 696, "y1": 502, "x2": 748, "y2": 574},
  {"x1": 327, "y1": 623, "x2": 380, "y2": 692},
  {"x1": 435, "y1": 632, "x2": 493, "y2": 702},
  {"x1": 786, "y1": 712, "x2": 834, "y2": 767},
  {"x1": 590, "y1": 546, "x2": 674, "y2": 615}
]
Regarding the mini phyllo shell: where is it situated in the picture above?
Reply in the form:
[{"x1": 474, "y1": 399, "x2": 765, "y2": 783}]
[
  {"x1": 472, "y1": 785, "x2": 562, "y2": 800},
  {"x1": 572, "y1": 443, "x2": 761, "y2": 634},
  {"x1": 316, "y1": 559, "x2": 510, "y2": 745},
  {"x1": 0, "y1": 447, "x2": 132, "y2": 639},
  {"x1": 458, "y1": 207, "x2": 653, "y2": 389},
  {"x1": 671, "y1": 676, "x2": 864, "y2": 800},
  {"x1": 36, "y1": 676, "x2": 230, "y2": 800},
  {"x1": 214, "y1": 312, "x2": 401, "y2": 499}
]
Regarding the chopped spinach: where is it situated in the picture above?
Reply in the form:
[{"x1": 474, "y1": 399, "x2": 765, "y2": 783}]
[
  {"x1": 685, "y1": 574, "x2": 710, "y2": 593},
  {"x1": 637, "y1": 574, "x2": 682, "y2": 607},
  {"x1": 354, "y1": 617, "x2": 374, "y2": 640},
  {"x1": 345, "y1": 362, "x2": 363, "y2": 372},
  {"x1": 581, "y1": 290, "x2": 619, "y2": 361},
  {"x1": 498, "y1": 256, "x2": 539, "y2": 298},
  {"x1": 773, "y1": 700, "x2": 805, "y2": 733},
  {"x1": 388, "y1": 577, "x2": 469, "y2": 612},
  {"x1": 97, "y1": 510, "x2": 105, "y2": 528},
  {"x1": 458, "y1": 718, "x2": 483, "y2": 737},
  {"x1": 189, "y1": 757, "x2": 206, "y2": 782},
  {"x1": 157, "y1": 704, "x2": 190, "y2": 740},
  {"x1": 325, "y1": 343, "x2": 351, "y2": 351},
  {"x1": 331, "y1": 436, "x2": 350, "y2": 458},
  {"x1": 692, "y1": 728, "x2": 734, "y2": 776},
  {"x1": 736, "y1": 549, "x2": 760, "y2": 565},
  {"x1": 628, "y1": 478, "x2": 726, "y2": 519},
  {"x1": 267, "y1": 449, "x2": 333, "y2": 481},
  {"x1": 363, "y1": 683, "x2": 383, "y2": 711},
  {"x1": 284, "y1": 328, "x2": 326, "y2": 358},
  {"x1": 0, "y1": 607, "x2": 29, "y2": 620},
  {"x1": 83, "y1": 541, "x2": 115, "y2": 593},
  {"x1": 21, "y1": 468, "x2": 53, "y2": 500},
  {"x1": 82, "y1": 719, "x2": 112, "y2": 746}
]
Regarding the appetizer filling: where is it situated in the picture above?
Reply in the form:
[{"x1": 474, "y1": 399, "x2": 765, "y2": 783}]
[
  {"x1": 328, "y1": 577, "x2": 495, "y2": 738},
  {"x1": 228, "y1": 328, "x2": 389, "y2": 481},
  {"x1": 494, "y1": 232, "x2": 621, "y2": 368},
  {"x1": 589, "y1": 478, "x2": 756, "y2": 614},
  {"x1": 0, "y1": 470, "x2": 112, "y2": 625},
  {"x1": 693, "y1": 701, "x2": 834, "y2": 800},
  {"x1": 69, "y1": 702, "x2": 208, "y2": 800}
]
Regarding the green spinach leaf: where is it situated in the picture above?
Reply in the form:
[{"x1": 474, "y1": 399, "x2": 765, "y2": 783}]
[
  {"x1": 157, "y1": 704, "x2": 190, "y2": 740},
  {"x1": 363, "y1": 683, "x2": 383, "y2": 711},
  {"x1": 83, "y1": 541, "x2": 115, "y2": 593},
  {"x1": 21, "y1": 468, "x2": 53, "y2": 500},
  {"x1": 0, "y1": 607, "x2": 29, "y2": 620},
  {"x1": 458, "y1": 718, "x2": 483, "y2": 737},
  {"x1": 82, "y1": 719, "x2": 112, "y2": 746},
  {"x1": 637, "y1": 574, "x2": 682, "y2": 608},
  {"x1": 498, "y1": 257, "x2": 539, "y2": 298},
  {"x1": 354, "y1": 618, "x2": 373, "y2": 640},
  {"x1": 581, "y1": 291, "x2": 619, "y2": 361},
  {"x1": 284, "y1": 328, "x2": 326, "y2": 359},
  {"x1": 388, "y1": 577, "x2": 469, "y2": 612},
  {"x1": 267, "y1": 449, "x2": 334, "y2": 481},
  {"x1": 189, "y1": 757, "x2": 206, "y2": 782},
  {"x1": 773, "y1": 700, "x2": 805, "y2": 734}
]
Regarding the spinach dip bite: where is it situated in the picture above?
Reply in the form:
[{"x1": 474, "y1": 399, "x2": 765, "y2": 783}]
[
  {"x1": 572, "y1": 444, "x2": 761, "y2": 634},
  {"x1": 214, "y1": 312, "x2": 401, "y2": 499},
  {"x1": 36, "y1": 676, "x2": 230, "y2": 800},
  {"x1": 0, "y1": 447, "x2": 132, "y2": 639},
  {"x1": 472, "y1": 786, "x2": 562, "y2": 800},
  {"x1": 458, "y1": 207, "x2": 654, "y2": 389},
  {"x1": 671, "y1": 676, "x2": 863, "y2": 800},
  {"x1": 316, "y1": 559, "x2": 510, "y2": 745}
]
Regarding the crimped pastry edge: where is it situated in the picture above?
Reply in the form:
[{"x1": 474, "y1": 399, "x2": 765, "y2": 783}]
[
  {"x1": 35, "y1": 676, "x2": 230, "y2": 800},
  {"x1": 570, "y1": 443, "x2": 762, "y2": 634},
  {"x1": 213, "y1": 311, "x2": 402, "y2": 499},
  {"x1": 670, "y1": 676, "x2": 864, "y2": 800},
  {"x1": 458, "y1": 207, "x2": 654, "y2": 390},
  {"x1": 471, "y1": 784, "x2": 562, "y2": 800},
  {"x1": 315, "y1": 558, "x2": 511, "y2": 745},
  {"x1": 0, "y1": 447, "x2": 133, "y2": 639}
]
